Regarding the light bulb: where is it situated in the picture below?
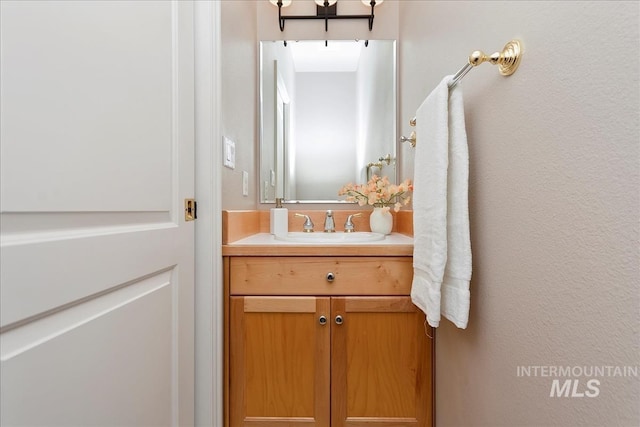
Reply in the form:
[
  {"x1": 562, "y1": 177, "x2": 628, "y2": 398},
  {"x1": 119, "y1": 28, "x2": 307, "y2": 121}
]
[
  {"x1": 361, "y1": 0, "x2": 383, "y2": 6},
  {"x1": 315, "y1": 0, "x2": 337, "y2": 6},
  {"x1": 270, "y1": 0, "x2": 292, "y2": 7}
]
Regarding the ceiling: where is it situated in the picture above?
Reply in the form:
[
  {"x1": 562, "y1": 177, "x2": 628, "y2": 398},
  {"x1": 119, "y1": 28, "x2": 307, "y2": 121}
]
[{"x1": 289, "y1": 40, "x2": 365, "y2": 72}]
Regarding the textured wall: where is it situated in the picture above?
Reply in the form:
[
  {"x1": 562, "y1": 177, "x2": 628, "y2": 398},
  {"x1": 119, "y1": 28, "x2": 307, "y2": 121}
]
[
  {"x1": 221, "y1": 1, "x2": 258, "y2": 210},
  {"x1": 399, "y1": 1, "x2": 639, "y2": 426}
]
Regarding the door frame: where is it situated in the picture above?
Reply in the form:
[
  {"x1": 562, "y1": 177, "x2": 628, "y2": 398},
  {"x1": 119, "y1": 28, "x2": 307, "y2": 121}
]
[{"x1": 194, "y1": 1, "x2": 223, "y2": 425}]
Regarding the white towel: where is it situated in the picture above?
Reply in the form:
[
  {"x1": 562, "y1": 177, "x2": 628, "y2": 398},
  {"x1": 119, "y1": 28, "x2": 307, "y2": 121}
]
[{"x1": 411, "y1": 75, "x2": 472, "y2": 329}]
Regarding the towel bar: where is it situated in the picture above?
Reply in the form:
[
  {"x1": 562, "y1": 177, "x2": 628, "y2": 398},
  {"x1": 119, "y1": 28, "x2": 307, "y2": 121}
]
[{"x1": 401, "y1": 39, "x2": 523, "y2": 147}]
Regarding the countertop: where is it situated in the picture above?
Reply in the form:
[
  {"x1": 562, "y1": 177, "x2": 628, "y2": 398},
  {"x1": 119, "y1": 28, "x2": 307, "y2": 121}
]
[{"x1": 222, "y1": 232, "x2": 414, "y2": 256}]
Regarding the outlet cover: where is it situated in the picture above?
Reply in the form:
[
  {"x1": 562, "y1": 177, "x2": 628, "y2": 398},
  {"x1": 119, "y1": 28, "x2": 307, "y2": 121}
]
[
  {"x1": 242, "y1": 171, "x2": 249, "y2": 196},
  {"x1": 223, "y1": 136, "x2": 235, "y2": 169}
]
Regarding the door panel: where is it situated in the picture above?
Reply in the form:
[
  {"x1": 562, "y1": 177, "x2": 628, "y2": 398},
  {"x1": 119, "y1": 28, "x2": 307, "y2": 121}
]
[
  {"x1": 0, "y1": 0, "x2": 173, "y2": 212},
  {"x1": 1, "y1": 225, "x2": 179, "y2": 326},
  {"x1": 2, "y1": 272, "x2": 173, "y2": 425},
  {"x1": 0, "y1": 1, "x2": 195, "y2": 425}
]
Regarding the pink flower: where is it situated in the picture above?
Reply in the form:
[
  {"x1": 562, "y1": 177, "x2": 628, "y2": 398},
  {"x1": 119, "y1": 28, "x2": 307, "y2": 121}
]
[{"x1": 338, "y1": 175, "x2": 413, "y2": 211}]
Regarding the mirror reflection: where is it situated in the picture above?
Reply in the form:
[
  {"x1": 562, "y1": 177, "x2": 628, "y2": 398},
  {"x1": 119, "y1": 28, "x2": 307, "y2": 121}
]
[{"x1": 259, "y1": 40, "x2": 397, "y2": 203}]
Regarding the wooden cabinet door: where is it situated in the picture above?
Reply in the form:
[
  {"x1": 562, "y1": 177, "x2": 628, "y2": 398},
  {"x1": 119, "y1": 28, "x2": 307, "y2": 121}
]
[
  {"x1": 331, "y1": 297, "x2": 433, "y2": 427},
  {"x1": 230, "y1": 296, "x2": 331, "y2": 427}
]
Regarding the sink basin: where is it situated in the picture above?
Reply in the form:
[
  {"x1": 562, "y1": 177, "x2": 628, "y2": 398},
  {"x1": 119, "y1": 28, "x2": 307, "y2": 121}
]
[{"x1": 275, "y1": 231, "x2": 385, "y2": 244}]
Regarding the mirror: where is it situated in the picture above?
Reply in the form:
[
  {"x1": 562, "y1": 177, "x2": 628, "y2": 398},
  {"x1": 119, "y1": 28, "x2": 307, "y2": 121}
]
[{"x1": 259, "y1": 40, "x2": 397, "y2": 203}]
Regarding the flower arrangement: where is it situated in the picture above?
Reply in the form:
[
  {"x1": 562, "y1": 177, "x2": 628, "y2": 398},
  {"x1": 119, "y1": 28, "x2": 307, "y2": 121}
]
[{"x1": 338, "y1": 175, "x2": 413, "y2": 212}]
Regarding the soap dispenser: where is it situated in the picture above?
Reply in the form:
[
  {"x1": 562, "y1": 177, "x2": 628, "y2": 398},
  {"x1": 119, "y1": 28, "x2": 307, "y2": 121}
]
[{"x1": 270, "y1": 198, "x2": 288, "y2": 236}]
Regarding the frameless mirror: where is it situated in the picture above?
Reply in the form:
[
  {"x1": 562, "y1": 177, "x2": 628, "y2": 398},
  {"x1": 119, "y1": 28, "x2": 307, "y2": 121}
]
[{"x1": 259, "y1": 39, "x2": 397, "y2": 203}]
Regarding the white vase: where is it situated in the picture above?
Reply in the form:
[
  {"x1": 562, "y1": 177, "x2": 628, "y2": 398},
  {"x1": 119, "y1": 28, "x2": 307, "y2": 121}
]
[{"x1": 369, "y1": 207, "x2": 393, "y2": 235}]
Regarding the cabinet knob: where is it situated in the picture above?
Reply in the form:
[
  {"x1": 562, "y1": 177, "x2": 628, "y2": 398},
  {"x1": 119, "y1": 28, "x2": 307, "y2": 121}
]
[
  {"x1": 319, "y1": 315, "x2": 327, "y2": 325},
  {"x1": 326, "y1": 272, "x2": 335, "y2": 282},
  {"x1": 335, "y1": 315, "x2": 344, "y2": 325}
]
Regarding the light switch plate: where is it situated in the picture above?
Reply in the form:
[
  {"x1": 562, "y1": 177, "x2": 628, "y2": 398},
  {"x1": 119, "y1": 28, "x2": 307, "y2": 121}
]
[
  {"x1": 242, "y1": 171, "x2": 249, "y2": 196},
  {"x1": 223, "y1": 136, "x2": 235, "y2": 169}
]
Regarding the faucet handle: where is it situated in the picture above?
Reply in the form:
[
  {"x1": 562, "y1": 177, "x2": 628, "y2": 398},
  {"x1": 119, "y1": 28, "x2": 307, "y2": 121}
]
[
  {"x1": 344, "y1": 213, "x2": 363, "y2": 233},
  {"x1": 295, "y1": 213, "x2": 314, "y2": 232}
]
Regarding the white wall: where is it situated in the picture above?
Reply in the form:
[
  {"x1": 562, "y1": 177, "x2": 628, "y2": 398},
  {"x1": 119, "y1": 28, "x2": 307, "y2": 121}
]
[
  {"x1": 259, "y1": 42, "x2": 295, "y2": 201},
  {"x1": 400, "y1": 1, "x2": 639, "y2": 426},
  {"x1": 295, "y1": 72, "x2": 357, "y2": 200},
  {"x1": 221, "y1": 1, "x2": 257, "y2": 210},
  {"x1": 357, "y1": 40, "x2": 396, "y2": 182}
]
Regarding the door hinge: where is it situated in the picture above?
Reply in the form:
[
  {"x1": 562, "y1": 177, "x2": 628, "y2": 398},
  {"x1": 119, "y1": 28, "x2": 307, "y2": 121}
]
[{"x1": 185, "y1": 198, "x2": 197, "y2": 221}]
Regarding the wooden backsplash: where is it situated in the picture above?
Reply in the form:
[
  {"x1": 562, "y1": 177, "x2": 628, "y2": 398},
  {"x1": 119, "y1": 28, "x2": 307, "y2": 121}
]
[{"x1": 223, "y1": 209, "x2": 413, "y2": 244}]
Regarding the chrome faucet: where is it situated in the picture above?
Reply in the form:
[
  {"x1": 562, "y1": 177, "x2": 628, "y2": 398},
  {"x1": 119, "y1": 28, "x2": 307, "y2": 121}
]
[
  {"x1": 324, "y1": 210, "x2": 335, "y2": 233},
  {"x1": 343, "y1": 213, "x2": 362, "y2": 233},
  {"x1": 295, "y1": 213, "x2": 314, "y2": 232}
]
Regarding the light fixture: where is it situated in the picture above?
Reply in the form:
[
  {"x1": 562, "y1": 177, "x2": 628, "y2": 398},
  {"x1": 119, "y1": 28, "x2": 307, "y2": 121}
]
[
  {"x1": 269, "y1": 0, "x2": 292, "y2": 6},
  {"x1": 271, "y1": 0, "x2": 382, "y2": 32}
]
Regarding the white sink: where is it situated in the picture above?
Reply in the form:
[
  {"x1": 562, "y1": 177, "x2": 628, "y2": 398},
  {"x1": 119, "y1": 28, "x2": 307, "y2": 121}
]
[{"x1": 274, "y1": 231, "x2": 385, "y2": 244}]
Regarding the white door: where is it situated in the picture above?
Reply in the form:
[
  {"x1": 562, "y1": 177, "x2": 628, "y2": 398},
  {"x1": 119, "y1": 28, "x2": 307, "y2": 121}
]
[{"x1": 0, "y1": 1, "x2": 195, "y2": 425}]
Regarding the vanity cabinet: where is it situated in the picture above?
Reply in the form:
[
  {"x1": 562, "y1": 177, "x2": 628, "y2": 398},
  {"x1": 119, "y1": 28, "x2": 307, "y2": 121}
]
[{"x1": 225, "y1": 256, "x2": 433, "y2": 427}]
